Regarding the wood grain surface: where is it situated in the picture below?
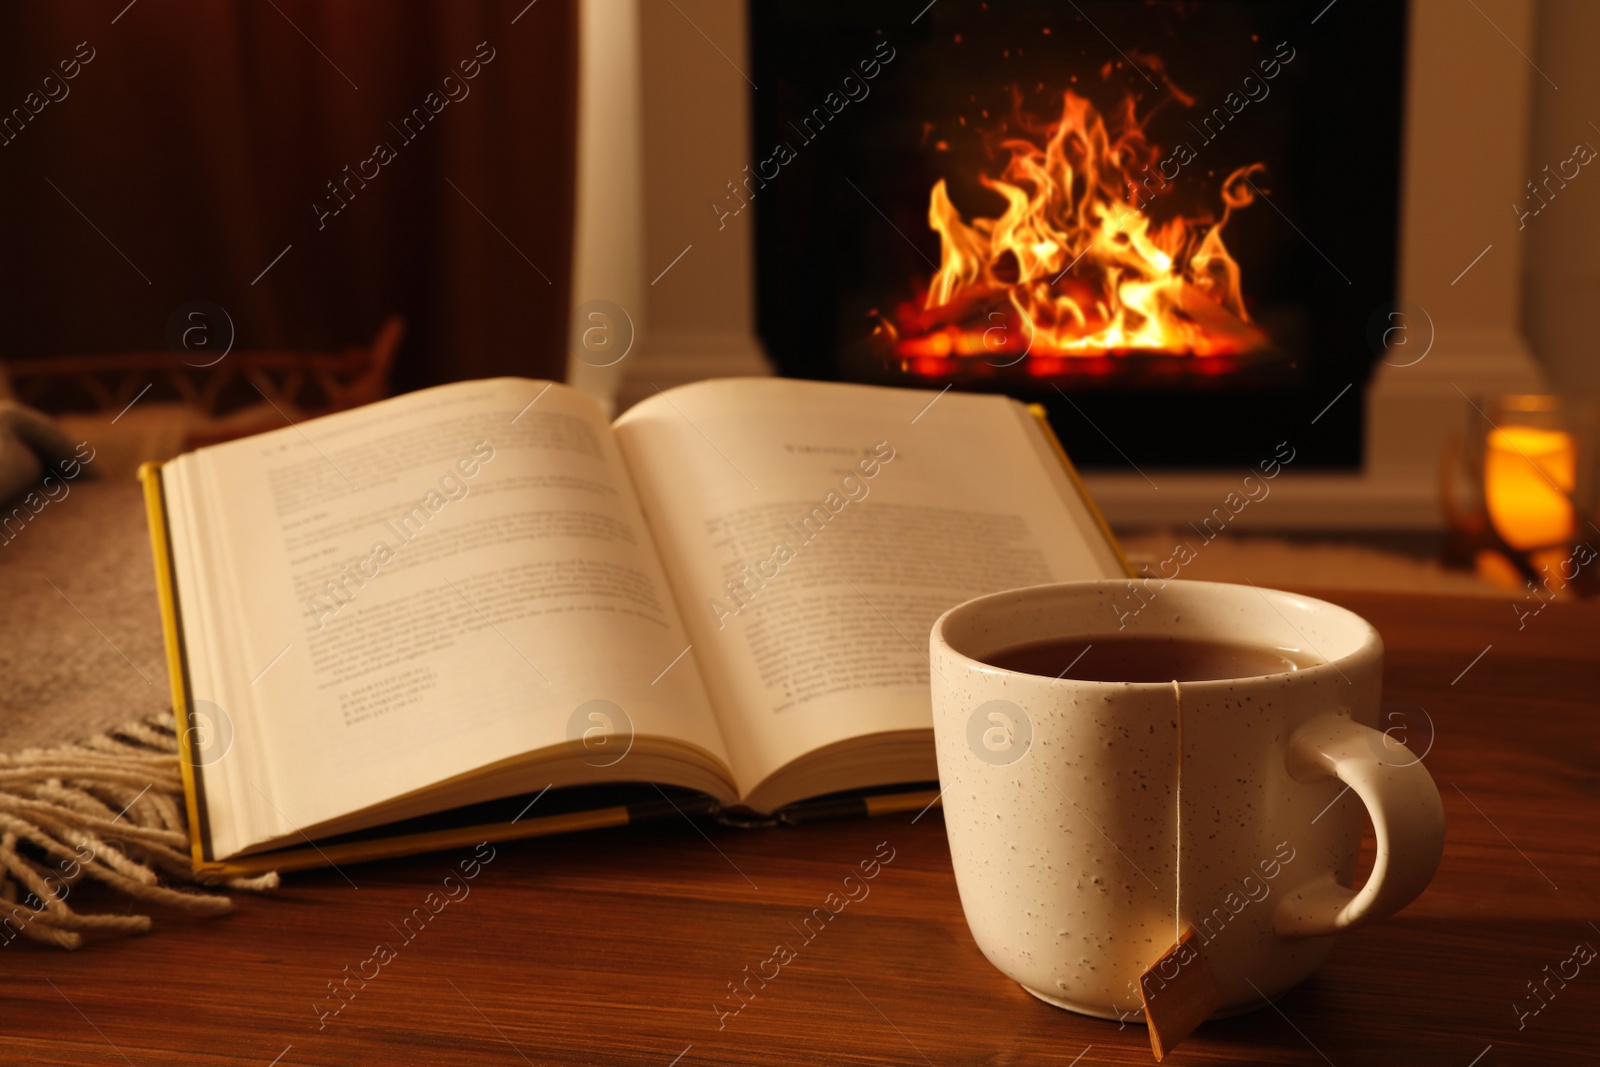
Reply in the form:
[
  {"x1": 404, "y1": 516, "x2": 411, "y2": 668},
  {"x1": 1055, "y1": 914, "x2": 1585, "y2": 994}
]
[{"x1": 9, "y1": 589, "x2": 1597, "y2": 1066}]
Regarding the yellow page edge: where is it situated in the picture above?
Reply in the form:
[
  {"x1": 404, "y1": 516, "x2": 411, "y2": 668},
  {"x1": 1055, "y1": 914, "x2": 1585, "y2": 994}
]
[{"x1": 138, "y1": 460, "x2": 212, "y2": 873}]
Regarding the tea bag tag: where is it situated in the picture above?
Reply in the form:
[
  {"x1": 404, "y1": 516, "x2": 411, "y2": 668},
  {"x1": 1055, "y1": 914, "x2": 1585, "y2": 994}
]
[{"x1": 1138, "y1": 926, "x2": 1221, "y2": 1061}]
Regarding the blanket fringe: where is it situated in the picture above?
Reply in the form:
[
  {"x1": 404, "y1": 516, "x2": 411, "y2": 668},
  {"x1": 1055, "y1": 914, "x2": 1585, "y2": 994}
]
[{"x1": 0, "y1": 716, "x2": 276, "y2": 949}]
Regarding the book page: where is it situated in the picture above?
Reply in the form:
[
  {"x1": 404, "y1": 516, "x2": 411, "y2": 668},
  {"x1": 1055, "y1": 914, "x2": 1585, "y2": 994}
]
[
  {"x1": 166, "y1": 379, "x2": 730, "y2": 858},
  {"x1": 612, "y1": 378, "x2": 1123, "y2": 808}
]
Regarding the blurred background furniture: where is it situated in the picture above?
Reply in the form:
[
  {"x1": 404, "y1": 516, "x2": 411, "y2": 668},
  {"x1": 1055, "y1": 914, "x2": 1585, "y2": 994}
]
[{"x1": 1, "y1": 317, "x2": 403, "y2": 476}]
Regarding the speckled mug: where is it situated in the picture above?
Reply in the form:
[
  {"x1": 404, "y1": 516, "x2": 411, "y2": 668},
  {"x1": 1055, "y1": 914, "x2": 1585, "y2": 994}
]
[{"x1": 930, "y1": 580, "x2": 1444, "y2": 1021}]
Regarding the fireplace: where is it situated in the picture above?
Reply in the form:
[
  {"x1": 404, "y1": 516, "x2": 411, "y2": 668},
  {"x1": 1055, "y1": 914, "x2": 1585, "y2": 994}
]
[
  {"x1": 748, "y1": 1, "x2": 1406, "y2": 470},
  {"x1": 567, "y1": 0, "x2": 1548, "y2": 528}
]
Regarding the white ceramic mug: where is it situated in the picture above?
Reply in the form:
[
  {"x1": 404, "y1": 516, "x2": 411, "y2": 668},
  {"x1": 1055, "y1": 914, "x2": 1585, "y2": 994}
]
[{"x1": 929, "y1": 580, "x2": 1445, "y2": 1020}]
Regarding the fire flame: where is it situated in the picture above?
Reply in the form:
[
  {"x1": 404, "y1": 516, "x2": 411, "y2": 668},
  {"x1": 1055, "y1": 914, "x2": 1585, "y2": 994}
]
[{"x1": 899, "y1": 90, "x2": 1269, "y2": 362}]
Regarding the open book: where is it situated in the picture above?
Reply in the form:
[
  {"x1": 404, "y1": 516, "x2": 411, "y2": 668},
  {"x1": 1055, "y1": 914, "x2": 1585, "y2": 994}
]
[{"x1": 142, "y1": 377, "x2": 1127, "y2": 877}]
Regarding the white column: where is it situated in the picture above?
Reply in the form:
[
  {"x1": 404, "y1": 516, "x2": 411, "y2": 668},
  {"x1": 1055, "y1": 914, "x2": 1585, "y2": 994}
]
[
  {"x1": 1523, "y1": 0, "x2": 1600, "y2": 399},
  {"x1": 566, "y1": 0, "x2": 648, "y2": 415},
  {"x1": 566, "y1": 0, "x2": 771, "y2": 415}
]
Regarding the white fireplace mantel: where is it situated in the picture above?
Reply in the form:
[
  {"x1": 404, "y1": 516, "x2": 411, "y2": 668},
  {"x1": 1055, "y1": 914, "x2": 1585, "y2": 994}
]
[{"x1": 566, "y1": 0, "x2": 1546, "y2": 530}]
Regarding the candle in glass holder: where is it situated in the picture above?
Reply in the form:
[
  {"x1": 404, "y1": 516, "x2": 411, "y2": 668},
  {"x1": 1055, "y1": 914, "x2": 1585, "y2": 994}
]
[{"x1": 1484, "y1": 425, "x2": 1577, "y2": 550}]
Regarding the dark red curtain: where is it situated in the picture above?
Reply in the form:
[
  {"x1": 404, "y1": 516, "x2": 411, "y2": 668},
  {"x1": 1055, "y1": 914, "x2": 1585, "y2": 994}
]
[{"x1": 0, "y1": 0, "x2": 576, "y2": 391}]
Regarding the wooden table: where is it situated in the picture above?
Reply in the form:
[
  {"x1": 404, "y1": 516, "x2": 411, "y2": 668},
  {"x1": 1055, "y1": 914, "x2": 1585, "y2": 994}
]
[{"x1": 12, "y1": 590, "x2": 1598, "y2": 1066}]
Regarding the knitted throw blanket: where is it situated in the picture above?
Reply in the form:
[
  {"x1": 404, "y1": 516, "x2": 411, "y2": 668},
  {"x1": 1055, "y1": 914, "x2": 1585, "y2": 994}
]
[{"x1": 0, "y1": 716, "x2": 275, "y2": 949}]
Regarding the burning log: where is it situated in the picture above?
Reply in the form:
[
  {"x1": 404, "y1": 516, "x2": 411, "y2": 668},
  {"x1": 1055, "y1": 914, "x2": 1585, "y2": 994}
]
[{"x1": 899, "y1": 89, "x2": 1268, "y2": 362}]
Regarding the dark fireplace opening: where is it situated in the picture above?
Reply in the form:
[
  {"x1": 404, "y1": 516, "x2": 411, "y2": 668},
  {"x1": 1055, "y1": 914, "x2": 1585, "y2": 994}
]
[{"x1": 749, "y1": 1, "x2": 1408, "y2": 469}]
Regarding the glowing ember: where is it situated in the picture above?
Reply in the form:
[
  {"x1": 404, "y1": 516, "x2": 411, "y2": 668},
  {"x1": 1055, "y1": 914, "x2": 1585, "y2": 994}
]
[{"x1": 895, "y1": 89, "x2": 1270, "y2": 363}]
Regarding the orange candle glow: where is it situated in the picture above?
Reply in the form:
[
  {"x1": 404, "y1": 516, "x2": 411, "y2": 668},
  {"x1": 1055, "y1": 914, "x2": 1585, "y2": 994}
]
[{"x1": 1484, "y1": 426, "x2": 1577, "y2": 550}]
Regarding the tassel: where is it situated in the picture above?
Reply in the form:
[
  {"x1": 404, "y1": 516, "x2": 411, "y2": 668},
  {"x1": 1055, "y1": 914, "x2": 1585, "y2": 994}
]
[{"x1": 0, "y1": 716, "x2": 277, "y2": 949}]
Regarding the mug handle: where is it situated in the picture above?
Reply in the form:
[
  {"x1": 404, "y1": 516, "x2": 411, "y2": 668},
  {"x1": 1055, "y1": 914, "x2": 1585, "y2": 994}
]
[{"x1": 1274, "y1": 712, "x2": 1445, "y2": 939}]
